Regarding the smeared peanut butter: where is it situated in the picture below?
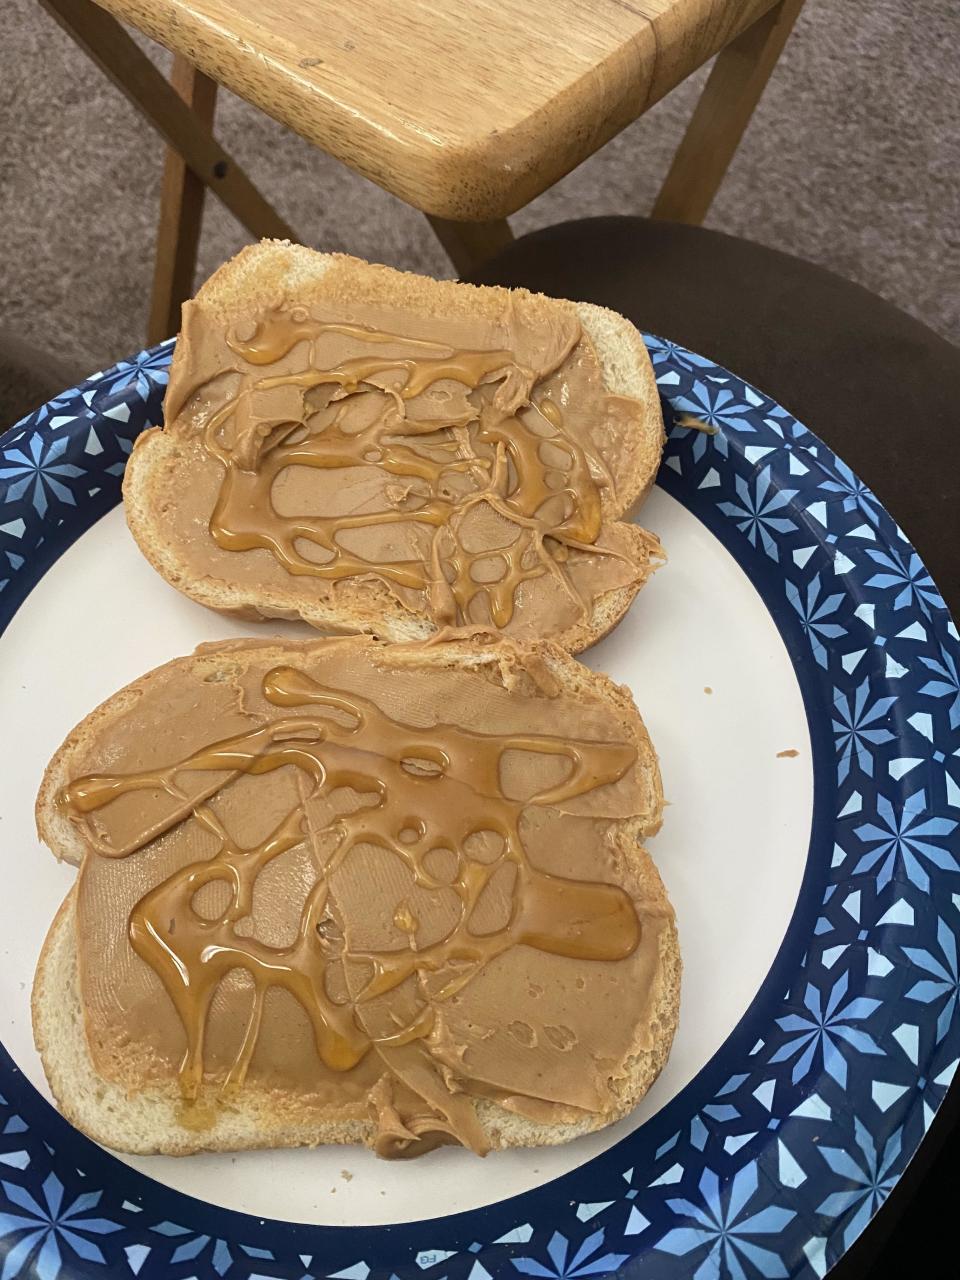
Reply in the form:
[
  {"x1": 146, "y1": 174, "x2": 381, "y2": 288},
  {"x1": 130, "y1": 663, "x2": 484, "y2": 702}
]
[
  {"x1": 57, "y1": 640, "x2": 670, "y2": 1157},
  {"x1": 154, "y1": 291, "x2": 659, "y2": 639}
]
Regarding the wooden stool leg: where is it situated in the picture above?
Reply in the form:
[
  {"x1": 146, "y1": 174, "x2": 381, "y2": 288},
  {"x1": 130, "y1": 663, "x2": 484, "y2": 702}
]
[
  {"x1": 652, "y1": 0, "x2": 805, "y2": 226},
  {"x1": 427, "y1": 216, "x2": 514, "y2": 277},
  {"x1": 40, "y1": 0, "x2": 295, "y2": 243},
  {"x1": 148, "y1": 57, "x2": 218, "y2": 344}
]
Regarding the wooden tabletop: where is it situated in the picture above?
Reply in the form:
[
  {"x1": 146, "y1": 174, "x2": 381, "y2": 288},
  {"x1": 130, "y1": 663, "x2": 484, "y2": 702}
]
[{"x1": 94, "y1": 0, "x2": 779, "y2": 220}]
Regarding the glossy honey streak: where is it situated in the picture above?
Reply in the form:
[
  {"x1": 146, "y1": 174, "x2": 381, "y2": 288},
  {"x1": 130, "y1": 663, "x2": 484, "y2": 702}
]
[
  {"x1": 59, "y1": 666, "x2": 641, "y2": 1151},
  {"x1": 193, "y1": 308, "x2": 622, "y2": 629}
]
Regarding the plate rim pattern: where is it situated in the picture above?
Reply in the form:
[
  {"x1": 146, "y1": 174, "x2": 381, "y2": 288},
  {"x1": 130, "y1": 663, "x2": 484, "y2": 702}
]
[{"x1": 0, "y1": 336, "x2": 957, "y2": 1280}]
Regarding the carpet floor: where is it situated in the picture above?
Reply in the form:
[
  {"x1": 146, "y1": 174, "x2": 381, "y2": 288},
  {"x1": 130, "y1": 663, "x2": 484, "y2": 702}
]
[{"x1": 1, "y1": 0, "x2": 957, "y2": 426}]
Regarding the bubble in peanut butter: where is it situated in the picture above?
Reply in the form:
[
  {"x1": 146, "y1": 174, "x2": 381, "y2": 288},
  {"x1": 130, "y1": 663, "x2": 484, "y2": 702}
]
[
  {"x1": 507, "y1": 1021, "x2": 537, "y2": 1048},
  {"x1": 544, "y1": 1024, "x2": 577, "y2": 1052},
  {"x1": 462, "y1": 830, "x2": 505, "y2": 863}
]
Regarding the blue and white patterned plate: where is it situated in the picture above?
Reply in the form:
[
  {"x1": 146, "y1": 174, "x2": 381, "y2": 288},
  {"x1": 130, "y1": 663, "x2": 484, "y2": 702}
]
[{"x1": 0, "y1": 337, "x2": 957, "y2": 1280}]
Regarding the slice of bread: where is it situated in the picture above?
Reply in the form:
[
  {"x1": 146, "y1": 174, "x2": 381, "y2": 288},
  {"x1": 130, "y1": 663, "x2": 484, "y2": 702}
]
[
  {"x1": 123, "y1": 243, "x2": 665, "y2": 653},
  {"x1": 34, "y1": 636, "x2": 679, "y2": 1157}
]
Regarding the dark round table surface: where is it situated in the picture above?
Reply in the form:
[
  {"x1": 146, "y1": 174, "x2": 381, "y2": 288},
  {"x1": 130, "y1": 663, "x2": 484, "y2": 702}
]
[{"x1": 468, "y1": 217, "x2": 959, "y2": 1280}]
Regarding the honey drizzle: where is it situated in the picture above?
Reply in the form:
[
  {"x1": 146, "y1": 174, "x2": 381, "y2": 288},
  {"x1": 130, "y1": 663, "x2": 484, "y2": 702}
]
[
  {"x1": 59, "y1": 666, "x2": 641, "y2": 1147},
  {"x1": 189, "y1": 309, "x2": 628, "y2": 629}
]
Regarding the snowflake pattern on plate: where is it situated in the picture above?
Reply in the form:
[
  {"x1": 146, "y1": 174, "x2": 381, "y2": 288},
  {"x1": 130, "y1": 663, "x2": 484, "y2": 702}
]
[{"x1": 0, "y1": 336, "x2": 957, "y2": 1279}]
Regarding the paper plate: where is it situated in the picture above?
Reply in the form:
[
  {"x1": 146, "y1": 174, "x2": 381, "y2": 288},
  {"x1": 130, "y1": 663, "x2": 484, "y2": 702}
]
[{"x1": 0, "y1": 336, "x2": 957, "y2": 1280}]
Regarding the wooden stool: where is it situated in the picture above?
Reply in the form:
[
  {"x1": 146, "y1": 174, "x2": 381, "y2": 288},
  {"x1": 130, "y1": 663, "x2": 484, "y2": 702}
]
[{"x1": 40, "y1": 0, "x2": 804, "y2": 344}]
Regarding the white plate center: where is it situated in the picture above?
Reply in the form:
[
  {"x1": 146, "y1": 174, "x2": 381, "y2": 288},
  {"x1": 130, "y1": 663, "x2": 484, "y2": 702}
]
[{"x1": 0, "y1": 488, "x2": 812, "y2": 1225}]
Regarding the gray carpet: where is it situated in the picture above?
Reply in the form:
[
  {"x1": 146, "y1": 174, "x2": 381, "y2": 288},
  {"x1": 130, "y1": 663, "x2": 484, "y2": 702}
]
[{"x1": 2, "y1": 0, "x2": 958, "y2": 427}]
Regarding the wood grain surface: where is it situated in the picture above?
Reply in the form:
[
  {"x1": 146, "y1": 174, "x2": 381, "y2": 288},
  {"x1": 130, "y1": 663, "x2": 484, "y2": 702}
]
[
  {"x1": 92, "y1": 0, "x2": 781, "y2": 220},
  {"x1": 148, "y1": 55, "x2": 218, "y2": 344},
  {"x1": 652, "y1": 0, "x2": 806, "y2": 224}
]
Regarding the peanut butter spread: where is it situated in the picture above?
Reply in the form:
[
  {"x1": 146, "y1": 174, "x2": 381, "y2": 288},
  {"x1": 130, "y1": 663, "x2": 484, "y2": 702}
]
[
  {"x1": 56, "y1": 641, "x2": 670, "y2": 1157},
  {"x1": 154, "y1": 290, "x2": 658, "y2": 638}
]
